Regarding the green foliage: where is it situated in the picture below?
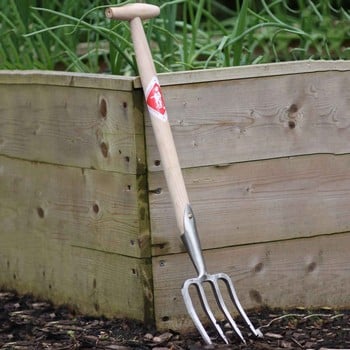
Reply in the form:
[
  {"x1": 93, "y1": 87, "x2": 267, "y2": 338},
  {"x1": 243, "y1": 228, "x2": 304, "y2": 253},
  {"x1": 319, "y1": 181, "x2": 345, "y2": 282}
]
[{"x1": 0, "y1": 1, "x2": 349, "y2": 74}]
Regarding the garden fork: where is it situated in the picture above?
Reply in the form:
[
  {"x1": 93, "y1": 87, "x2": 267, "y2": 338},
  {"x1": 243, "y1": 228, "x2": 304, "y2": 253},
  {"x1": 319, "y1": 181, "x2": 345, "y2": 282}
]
[{"x1": 105, "y1": 3, "x2": 263, "y2": 345}]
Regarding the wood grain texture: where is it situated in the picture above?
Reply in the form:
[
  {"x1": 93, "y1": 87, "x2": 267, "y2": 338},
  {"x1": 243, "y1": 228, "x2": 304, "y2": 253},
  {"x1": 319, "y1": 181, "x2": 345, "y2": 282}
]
[
  {"x1": 0, "y1": 155, "x2": 149, "y2": 258},
  {"x1": 0, "y1": 154, "x2": 153, "y2": 321},
  {"x1": 153, "y1": 232, "x2": 350, "y2": 332},
  {"x1": 0, "y1": 70, "x2": 135, "y2": 91},
  {"x1": 146, "y1": 69, "x2": 350, "y2": 171},
  {"x1": 0, "y1": 239, "x2": 153, "y2": 322},
  {"x1": 135, "y1": 60, "x2": 350, "y2": 87},
  {"x1": 0, "y1": 84, "x2": 145, "y2": 174},
  {"x1": 149, "y1": 154, "x2": 350, "y2": 255}
]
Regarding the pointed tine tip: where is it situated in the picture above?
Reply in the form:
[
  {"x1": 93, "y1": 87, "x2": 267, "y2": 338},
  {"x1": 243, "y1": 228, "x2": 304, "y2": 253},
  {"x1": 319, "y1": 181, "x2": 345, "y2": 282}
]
[
  {"x1": 214, "y1": 323, "x2": 229, "y2": 345},
  {"x1": 181, "y1": 281, "x2": 213, "y2": 345},
  {"x1": 197, "y1": 282, "x2": 229, "y2": 344},
  {"x1": 211, "y1": 278, "x2": 245, "y2": 344},
  {"x1": 218, "y1": 273, "x2": 262, "y2": 338},
  {"x1": 216, "y1": 273, "x2": 263, "y2": 343},
  {"x1": 255, "y1": 328, "x2": 264, "y2": 338}
]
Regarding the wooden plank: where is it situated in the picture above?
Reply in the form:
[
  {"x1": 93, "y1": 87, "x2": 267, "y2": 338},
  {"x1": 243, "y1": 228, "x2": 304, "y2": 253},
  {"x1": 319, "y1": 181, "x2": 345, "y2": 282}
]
[
  {"x1": 134, "y1": 60, "x2": 350, "y2": 87},
  {"x1": 0, "y1": 236, "x2": 153, "y2": 322},
  {"x1": 149, "y1": 154, "x2": 350, "y2": 255},
  {"x1": 0, "y1": 155, "x2": 149, "y2": 258},
  {"x1": 0, "y1": 70, "x2": 135, "y2": 91},
  {"x1": 145, "y1": 69, "x2": 350, "y2": 171},
  {"x1": 0, "y1": 84, "x2": 145, "y2": 174},
  {"x1": 153, "y1": 232, "x2": 350, "y2": 332}
]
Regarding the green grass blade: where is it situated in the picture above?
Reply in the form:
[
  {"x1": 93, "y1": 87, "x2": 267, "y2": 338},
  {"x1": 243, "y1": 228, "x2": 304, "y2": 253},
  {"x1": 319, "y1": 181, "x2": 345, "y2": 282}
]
[{"x1": 231, "y1": 0, "x2": 249, "y2": 66}]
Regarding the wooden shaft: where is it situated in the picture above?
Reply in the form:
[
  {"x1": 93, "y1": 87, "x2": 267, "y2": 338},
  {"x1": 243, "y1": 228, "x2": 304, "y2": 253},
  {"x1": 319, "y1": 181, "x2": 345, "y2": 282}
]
[
  {"x1": 105, "y1": 4, "x2": 160, "y2": 21},
  {"x1": 130, "y1": 17, "x2": 189, "y2": 233},
  {"x1": 106, "y1": 5, "x2": 190, "y2": 233}
]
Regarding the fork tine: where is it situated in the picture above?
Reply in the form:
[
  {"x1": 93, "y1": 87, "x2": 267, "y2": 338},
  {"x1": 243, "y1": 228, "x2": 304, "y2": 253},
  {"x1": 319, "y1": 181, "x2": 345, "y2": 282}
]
[
  {"x1": 219, "y1": 273, "x2": 263, "y2": 338},
  {"x1": 181, "y1": 279, "x2": 212, "y2": 345},
  {"x1": 210, "y1": 277, "x2": 246, "y2": 343},
  {"x1": 182, "y1": 279, "x2": 229, "y2": 344},
  {"x1": 196, "y1": 281, "x2": 229, "y2": 344}
]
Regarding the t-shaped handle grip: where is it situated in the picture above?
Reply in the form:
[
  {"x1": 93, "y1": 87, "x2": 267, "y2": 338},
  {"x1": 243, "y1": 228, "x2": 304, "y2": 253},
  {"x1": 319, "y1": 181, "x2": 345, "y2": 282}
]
[{"x1": 105, "y1": 3, "x2": 160, "y2": 21}]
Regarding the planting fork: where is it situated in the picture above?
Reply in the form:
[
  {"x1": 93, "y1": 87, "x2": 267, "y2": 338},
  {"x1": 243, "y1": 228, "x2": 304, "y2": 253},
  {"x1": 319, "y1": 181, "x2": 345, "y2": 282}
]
[{"x1": 105, "y1": 3, "x2": 263, "y2": 345}]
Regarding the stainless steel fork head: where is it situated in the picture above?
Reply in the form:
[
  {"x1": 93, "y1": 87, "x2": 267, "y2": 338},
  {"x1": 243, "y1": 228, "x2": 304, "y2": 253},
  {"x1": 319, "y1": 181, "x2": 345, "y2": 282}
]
[{"x1": 181, "y1": 205, "x2": 263, "y2": 345}]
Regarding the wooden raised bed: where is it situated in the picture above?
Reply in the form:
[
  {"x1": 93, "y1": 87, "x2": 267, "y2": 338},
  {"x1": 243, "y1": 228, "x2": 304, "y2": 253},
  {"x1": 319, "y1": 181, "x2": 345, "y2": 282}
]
[{"x1": 1, "y1": 60, "x2": 350, "y2": 332}]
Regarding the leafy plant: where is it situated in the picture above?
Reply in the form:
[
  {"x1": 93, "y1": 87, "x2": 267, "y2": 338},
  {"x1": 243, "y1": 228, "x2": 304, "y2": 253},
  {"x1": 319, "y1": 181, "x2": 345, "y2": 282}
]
[{"x1": 0, "y1": 0, "x2": 349, "y2": 74}]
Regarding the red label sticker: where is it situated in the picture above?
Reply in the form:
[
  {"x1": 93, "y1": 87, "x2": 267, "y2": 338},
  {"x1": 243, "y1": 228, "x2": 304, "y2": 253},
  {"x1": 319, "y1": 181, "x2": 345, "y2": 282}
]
[{"x1": 146, "y1": 77, "x2": 168, "y2": 121}]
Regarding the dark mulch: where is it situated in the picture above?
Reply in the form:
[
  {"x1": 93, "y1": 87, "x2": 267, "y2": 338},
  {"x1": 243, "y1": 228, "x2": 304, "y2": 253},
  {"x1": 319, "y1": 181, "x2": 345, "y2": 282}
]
[{"x1": 0, "y1": 290, "x2": 349, "y2": 349}]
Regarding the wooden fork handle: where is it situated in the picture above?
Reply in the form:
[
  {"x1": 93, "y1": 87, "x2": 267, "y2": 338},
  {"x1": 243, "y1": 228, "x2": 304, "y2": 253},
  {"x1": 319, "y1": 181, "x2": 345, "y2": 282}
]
[{"x1": 106, "y1": 5, "x2": 190, "y2": 233}]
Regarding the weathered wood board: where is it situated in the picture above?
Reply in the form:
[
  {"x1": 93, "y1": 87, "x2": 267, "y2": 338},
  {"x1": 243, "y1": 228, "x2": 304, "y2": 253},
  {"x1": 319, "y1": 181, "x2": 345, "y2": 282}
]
[
  {"x1": 0, "y1": 233, "x2": 153, "y2": 322},
  {"x1": 153, "y1": 232, "x2": 350, "y2": 331},
  {"x1": 0, "y1": 71, "x2": 145, "y2": 174},
  {"x1": 0, "y1": 155, "x2": 149, "y2": 258},
  {"x1": 146, "y1": 63, "x2": 350, "y2": 171},
  {"x1": 149, "y1": 154, "x2": 350, "y2": 255}
]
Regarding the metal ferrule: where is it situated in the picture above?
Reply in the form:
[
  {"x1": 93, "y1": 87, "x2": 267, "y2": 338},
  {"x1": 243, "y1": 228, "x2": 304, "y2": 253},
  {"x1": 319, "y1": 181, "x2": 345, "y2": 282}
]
[{"x1": 181, "y1": 204, "x2": 207, "y2": 278}]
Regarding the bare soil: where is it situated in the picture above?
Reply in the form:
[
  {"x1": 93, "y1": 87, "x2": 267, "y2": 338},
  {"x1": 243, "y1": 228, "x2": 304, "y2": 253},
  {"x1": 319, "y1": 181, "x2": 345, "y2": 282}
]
[{"x1": 1, "y1": 290, "x2": 349, "y2": 349}]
